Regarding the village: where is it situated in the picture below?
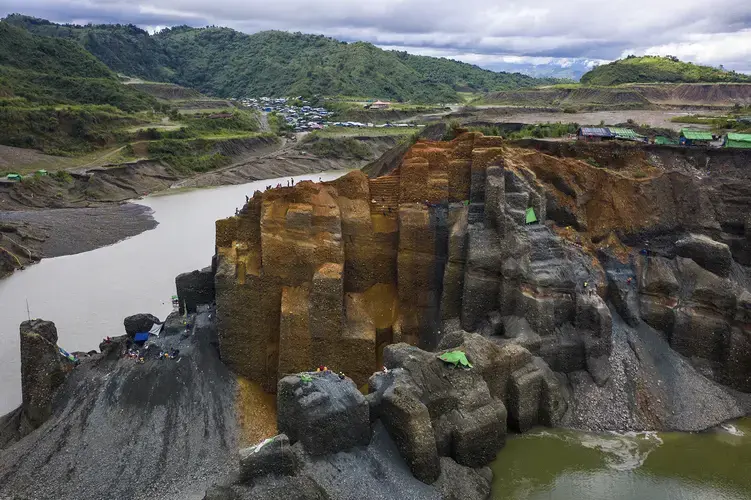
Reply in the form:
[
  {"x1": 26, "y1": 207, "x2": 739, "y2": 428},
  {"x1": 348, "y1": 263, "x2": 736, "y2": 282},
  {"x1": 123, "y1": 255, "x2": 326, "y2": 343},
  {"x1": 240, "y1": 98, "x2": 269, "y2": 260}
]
[
  {"x1": 576, "y1": 126, "x2": 751, "y2": 148},
  {"x1": 236, "y1": 96, "x2": 417, "y2": 132}
]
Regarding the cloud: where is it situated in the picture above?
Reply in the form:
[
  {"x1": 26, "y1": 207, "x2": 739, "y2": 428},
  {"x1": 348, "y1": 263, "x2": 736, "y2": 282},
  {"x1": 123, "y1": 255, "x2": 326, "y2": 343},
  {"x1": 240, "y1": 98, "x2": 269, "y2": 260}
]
[{"x1": 3, "y1": 0, "x2": 751, "y2": 73}]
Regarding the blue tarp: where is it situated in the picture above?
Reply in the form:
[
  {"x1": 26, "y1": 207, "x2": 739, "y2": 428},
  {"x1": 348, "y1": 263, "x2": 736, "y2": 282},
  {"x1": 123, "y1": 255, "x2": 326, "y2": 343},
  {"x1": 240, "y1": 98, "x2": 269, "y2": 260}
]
[{"x1": 134, "y1": 332, "x2": 150, "y2": 343}]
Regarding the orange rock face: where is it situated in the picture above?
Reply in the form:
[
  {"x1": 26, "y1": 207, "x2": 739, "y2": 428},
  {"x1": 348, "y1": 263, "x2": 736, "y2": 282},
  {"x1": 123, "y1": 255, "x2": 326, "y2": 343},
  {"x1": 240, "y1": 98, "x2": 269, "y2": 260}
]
[
  {"x1": 214, "y1": 132, "x2": 750, "y2": 393},
  {"x1": 215, "y1": 133, "x2": 499, "y2": 390}
]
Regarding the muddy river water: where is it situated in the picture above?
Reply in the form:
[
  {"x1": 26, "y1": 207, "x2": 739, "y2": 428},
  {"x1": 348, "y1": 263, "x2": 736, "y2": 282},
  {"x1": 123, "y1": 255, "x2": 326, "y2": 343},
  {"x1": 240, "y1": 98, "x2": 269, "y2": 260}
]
[{"x1": 0, "y1": 171, "x2": 749, "y2": 499}]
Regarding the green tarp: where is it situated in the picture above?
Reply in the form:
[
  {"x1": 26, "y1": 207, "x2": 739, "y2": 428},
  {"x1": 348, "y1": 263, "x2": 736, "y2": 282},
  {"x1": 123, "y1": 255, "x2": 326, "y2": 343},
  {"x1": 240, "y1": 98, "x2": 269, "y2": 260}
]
[
  {"x1": 654, "y1": 136, "x2": 678, "y2": 145},
  {"x1": 725, "y1": 133, "x2": 751, "y2": 148},
  {"x1": 681, "y1": 129, "x2": 713, "y2": 141},
  {"x1": 608, "y1": 127, "x2": 645, "y2": 140},
  {"x1": 525, "y1": 207, "x2": 538, "y2": 224},
  {"x1": 438, "y1": 350, "x2": 473, "y2": 368}
]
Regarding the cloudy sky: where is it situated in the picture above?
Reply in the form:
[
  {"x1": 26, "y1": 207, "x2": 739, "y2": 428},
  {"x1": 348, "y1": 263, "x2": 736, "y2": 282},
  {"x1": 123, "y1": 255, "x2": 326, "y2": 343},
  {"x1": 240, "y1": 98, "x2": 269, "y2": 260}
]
[{"x1": 3, "y1": 0, "x2": 751, "y2": 74}]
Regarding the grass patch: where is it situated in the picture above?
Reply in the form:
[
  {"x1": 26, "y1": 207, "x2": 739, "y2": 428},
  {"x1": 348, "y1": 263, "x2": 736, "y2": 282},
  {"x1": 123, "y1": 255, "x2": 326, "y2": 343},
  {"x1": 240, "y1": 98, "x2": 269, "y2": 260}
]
[
  {"x1": 310, "y1": 126, "x2": 420, "y2": 138},
  {"x1": 299, "y1": 135, "x2": 373, "y2": 159}
]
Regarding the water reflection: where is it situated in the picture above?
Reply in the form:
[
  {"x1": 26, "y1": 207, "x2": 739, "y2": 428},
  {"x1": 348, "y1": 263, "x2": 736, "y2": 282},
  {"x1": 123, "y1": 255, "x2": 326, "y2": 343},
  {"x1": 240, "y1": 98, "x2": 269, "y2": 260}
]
[{"x1": 492, "y1": 420, "x2": 751, "y2": 499}]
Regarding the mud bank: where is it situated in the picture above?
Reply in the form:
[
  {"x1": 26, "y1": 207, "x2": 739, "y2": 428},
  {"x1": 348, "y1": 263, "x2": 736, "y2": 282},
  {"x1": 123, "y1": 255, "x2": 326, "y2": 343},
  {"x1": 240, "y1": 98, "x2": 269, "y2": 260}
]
[{"x1": 0, "y1": 204, "x2": 157, "y2": 279}]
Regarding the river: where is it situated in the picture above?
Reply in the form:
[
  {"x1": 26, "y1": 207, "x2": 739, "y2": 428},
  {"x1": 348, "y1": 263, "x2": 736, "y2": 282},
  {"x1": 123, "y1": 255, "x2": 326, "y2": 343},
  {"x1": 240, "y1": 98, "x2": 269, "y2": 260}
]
[
  {"x1": 0, "y1": 171, "x2": 347, "y2": 415},
  {"x1": 1, "y1": 172, "x2": 750, "y2": 499}
]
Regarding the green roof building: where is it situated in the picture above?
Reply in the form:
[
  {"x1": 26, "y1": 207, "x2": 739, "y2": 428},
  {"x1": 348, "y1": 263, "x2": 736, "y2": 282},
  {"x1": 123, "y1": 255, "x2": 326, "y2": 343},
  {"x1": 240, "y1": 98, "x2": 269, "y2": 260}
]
[
  {"x1": 680, "y1": 128, "x2": 714, "y2": 146},
  {"x1": 608, "y1": 127, "x2": 646, "y2": 141},
  {"x1": 654, "y1": 136, "x2": 679, "y2": 145},
  {"x1": 725, "y1": 133, "x2": 751, "y2": 149}
]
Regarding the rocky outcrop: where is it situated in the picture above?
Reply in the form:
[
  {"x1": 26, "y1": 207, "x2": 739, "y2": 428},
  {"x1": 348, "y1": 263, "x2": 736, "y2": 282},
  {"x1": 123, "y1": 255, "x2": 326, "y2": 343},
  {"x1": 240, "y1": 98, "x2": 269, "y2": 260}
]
[
  {"x1": 277, "y1": 371, "x2": 371, "y2": 456},
  {"x1": 207, "y1": 358, "x2": 500, "y2": 500},
  {"x1": 367, "y1": 332, "x2": 567, "y2": 483},
  {"x1": 176, "y1": 266, "x2": 216, "y2": 314},
  {"x1": 123, "y1": 313, "x2": 161, "y2": 338},
  {"x1": 215, "y1": 132, "x2": 751, "y2": 432},
  {"x1": 215, "y1": 133, "x2": 606, "y2": 393},
  {"x1": 20, "y1": 320, "x2": 69, "y2": 428}
]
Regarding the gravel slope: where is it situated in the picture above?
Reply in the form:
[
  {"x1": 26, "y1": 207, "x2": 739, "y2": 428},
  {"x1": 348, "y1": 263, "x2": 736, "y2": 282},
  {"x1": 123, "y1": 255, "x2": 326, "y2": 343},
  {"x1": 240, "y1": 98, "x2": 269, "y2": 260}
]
[{"x1": 0, "y1": 310, "x2": 240, "y2": 500}]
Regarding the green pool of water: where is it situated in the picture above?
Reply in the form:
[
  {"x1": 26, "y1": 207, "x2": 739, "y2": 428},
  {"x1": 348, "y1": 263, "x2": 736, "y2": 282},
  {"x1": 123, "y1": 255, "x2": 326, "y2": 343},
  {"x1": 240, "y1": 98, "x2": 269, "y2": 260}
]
[{"x1": 492, "y1": 419, "x2": 751, "y2": 500}]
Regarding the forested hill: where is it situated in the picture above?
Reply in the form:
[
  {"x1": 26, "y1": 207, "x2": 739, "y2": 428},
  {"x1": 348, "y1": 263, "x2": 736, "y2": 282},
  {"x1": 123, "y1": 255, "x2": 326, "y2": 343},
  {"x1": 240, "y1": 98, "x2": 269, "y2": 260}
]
[
  {"x1": 4, "y1": 14, "x2": 558, "y2": 102},
  {"x1": 0, "y1": 21, "x2": 155, "y2": 111},
  {"x1": 581, "y1": 55, "x2": 751, "y2": 86}
]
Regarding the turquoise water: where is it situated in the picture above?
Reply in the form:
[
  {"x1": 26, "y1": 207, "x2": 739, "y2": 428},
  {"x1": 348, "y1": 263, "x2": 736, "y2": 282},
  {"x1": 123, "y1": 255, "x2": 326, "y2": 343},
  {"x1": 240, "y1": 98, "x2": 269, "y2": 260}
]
[{"x1": 492, "y1": 420, "x2": 751, "y2": 499}]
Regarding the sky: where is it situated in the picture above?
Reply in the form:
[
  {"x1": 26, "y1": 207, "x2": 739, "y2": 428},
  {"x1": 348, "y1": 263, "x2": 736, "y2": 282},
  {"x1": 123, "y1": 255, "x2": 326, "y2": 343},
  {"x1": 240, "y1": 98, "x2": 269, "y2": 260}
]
[{"x1": 2, "y1": 0, "x2": 751, "y2": 74}]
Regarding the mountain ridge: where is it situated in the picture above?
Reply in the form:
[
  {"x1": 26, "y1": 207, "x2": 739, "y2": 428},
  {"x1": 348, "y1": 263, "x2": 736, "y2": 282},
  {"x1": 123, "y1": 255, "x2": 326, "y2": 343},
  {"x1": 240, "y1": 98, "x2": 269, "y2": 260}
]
[
  {"x1": 581, "y1": 55, "x2": 751, "y2": 86},
  {"x1": 3, "y1": 14, "x2": 559, "y2": 102}
]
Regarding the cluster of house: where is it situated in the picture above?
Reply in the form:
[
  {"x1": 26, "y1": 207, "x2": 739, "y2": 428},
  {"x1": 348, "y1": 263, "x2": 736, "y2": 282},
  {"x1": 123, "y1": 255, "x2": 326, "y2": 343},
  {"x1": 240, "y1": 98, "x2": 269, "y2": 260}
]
[
  {"x1": 577, "y1": 127, "x2": 751, "y2": 148},
  {"x1": 236, "y1": 96, "x2": 417, "y2": 132},
  {"x1": 237, "y1": 96, "x2": 333, "y2": 132}
]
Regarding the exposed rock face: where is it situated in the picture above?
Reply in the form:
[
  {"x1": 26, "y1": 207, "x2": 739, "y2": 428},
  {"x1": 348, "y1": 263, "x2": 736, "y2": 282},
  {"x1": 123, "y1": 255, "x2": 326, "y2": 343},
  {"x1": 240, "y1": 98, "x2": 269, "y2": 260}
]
[
  {"x1": 367, "y1": 333, "x2": 565, "y2": 483},
  {"x1": 176, "y1": 266, "x2": 216, "y2": 314},
  {"x1": 277, "y1": 371, "x2": 370, "y2": 456},
  {"x1": 215, "y1": 132, "x2": 751, "y2": 432},
  {"x1": 19, "y1": 320, "x2": 68, "y2": 429},
  {"x1": 215, "y1": 133, "x2": 604, "y2": 391},
  {"x1": 123, "y1": 313, "x2": 161, "y2": 338}
]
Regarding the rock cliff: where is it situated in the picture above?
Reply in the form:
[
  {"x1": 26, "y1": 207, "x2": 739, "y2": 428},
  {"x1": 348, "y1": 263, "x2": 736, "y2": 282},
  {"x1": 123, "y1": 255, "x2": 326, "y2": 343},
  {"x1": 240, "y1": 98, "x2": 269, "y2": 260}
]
[{"x1": 215, "y1": 132, "x2": 751, "y2": 431}]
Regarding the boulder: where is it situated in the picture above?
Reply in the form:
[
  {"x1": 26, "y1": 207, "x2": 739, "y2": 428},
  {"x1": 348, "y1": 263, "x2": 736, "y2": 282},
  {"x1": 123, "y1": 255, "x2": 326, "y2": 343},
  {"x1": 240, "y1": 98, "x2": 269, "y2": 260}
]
[
  {"x1": 532, "y1": 357, "x2": 569, "y2": 426},
  {"x1": 449, "y1": 399, "x2": 507, "y2": 467},
  {"x1": 277, "y1": 371, "x2": 370, "y2": 456},
  {"x1": 606, "y1": 270, "x2": 639, "y2": 326},
  {"x1": 123, "y1": 313, "x2": 161, "y2": 338},
  {"x1": 575, "y1": 293, "x2": 612, "y2": 341},
  {"x1": 639, "y1": 256, "x2": 679, "y2": 296},
  {"x1": 20, "y1": 320, "x2": 67, "y2": 428},
  {"x1": 378, "y1": 382, "x2": 440, "y2": 484},
  {"x1": 678, "y1": 259, "x2": 738, "y2": 312},
  {"x1": 508, "y1": 364, "x2": 542, "y2": 432},
  {"x1": 672, "y1": 308, "x2": 730, "y2": 364},
  {"x1": 239, "y1": 434, "x2": 300, "y2": 483},
  {"x1": 176, "y1": 267, "x2": 216, "y2": 314},
  {"x1": 433, "y1": 457, "x2": 492, "y2": 500},
  {"x1": 676, "y1": 234, "x2": 733, "y2": 278},
  {"x1": 99, "y1": 334, "x2": 129, "y2": 360}
]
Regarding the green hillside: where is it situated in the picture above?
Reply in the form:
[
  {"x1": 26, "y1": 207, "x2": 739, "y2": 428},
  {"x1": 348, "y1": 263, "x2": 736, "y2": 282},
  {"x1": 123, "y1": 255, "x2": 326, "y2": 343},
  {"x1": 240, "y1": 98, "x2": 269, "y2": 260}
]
[
  {"x1": 0, "y1": 21, "x2": 156, "y2": 111},
  {"x1": 581, "y1": 55, "x2": 751, "y2": 86},
  {"x1": 4, "y1": 14, "x2": 558, "y2": 103}
]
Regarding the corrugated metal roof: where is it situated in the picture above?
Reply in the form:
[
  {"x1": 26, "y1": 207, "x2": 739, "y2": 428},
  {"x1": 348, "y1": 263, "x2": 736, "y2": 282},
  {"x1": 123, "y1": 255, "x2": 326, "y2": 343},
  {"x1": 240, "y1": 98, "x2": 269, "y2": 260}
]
[
  {"x1": 725, "y1": 140, "x2": 751, "y2": 149},
  {"x1": 609, "y1": 127, "x2": 644, "y2": 139},
  {"x1": 578, "y1": 127, "x2": 614, "y2": 137},
  {"x1": 654, "y1": 136, "x2": 678, "y2": 145},
  {"x1": 727, "y1": 133, "x2": 751, "y2": 142},
  {"x1": 681, "y1": 129, "x2": 713, "y2": 141}
]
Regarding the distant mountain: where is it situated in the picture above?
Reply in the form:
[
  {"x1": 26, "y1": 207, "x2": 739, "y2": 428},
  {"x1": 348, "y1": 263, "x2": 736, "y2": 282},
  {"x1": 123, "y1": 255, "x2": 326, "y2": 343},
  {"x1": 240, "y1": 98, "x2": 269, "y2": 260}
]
[
  {"x1": 580, "y1": 55, "x2": 751, "y2": 86},
  {"x1": 482, "y1": 59, "x2": 599, "y2": 81},
  {"x1": 4, "y1": 14, "x2": 560, "y2": 103}
]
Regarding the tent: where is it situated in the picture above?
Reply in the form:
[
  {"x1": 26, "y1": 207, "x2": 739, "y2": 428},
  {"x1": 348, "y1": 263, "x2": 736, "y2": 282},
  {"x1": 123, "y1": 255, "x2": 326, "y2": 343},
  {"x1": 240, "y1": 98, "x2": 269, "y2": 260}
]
[
  {"x1": 134, "y1": 332, "x2": 150, "y2": 344},
  {"x1": 725, "y1": 133, "x2": 751, "y2": 149},
  {"x1": 58, "y1": 347, "x2": 78, "y2": 363},
  {"x1": 148, "y1": 323, "x2": 163, "y2": 336},
  {"x1": 525, "y1": 207, "x2": 538, "y2": 224}
]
